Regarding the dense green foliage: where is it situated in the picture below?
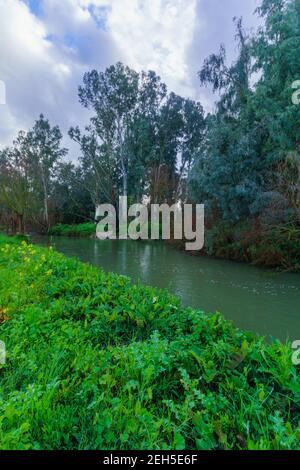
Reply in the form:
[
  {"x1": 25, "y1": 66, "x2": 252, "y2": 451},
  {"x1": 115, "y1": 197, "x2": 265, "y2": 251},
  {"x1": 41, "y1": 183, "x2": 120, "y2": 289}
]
[
  {"x1": 188, "y1": 0, "x2": 300, "y2": 267},
  {"x1": 0, "y1": 235, "x2": 299, "y2": 450},
  {"x1": 176, "y1": 219, "x2": 300, "y2": 272},
  {"x1": 0, "y1": 115, "x2": 67, "y2": 232},
  {"x1": 49, "y1": 223, "x2": 96, "y2": 238},
  {"x1": 0, "y1": 0, "x2": 299, "y2": 271},
  {"x1": 49, "y1": 222, "x2": 163, "y2": 239},
  {"x1": 69, "y1": 63, "x2": 205, "y2": 207}
]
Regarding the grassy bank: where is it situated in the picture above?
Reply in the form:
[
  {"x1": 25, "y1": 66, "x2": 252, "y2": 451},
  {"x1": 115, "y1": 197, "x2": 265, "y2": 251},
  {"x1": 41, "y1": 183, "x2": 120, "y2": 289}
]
[
  {"x1": 49, "y1": 223, "x2": 96, "y2": 237},
  {"x1": 0, "y1": 235, "x2": 299, "y2": 450},
  {"x1": 49, "y1": 222, "x2": 162, "y2": 238}
]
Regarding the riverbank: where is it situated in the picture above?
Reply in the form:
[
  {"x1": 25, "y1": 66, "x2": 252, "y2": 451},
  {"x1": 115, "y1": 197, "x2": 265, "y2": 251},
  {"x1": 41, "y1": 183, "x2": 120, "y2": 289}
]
[
  {"x1": 168, "y1": 219, "x2": 300, "y2": 274},
  {"x1": 32, "y1": 234, "x2": 300, "y2": 340},
  {"x1": 48, "y1": 222, "x2": 96, "y2": 238},
  {"x1": 0, "y1": 234, "x2": 299, "y2": 450},
  {"x1": 49, "y1": 221, "x2": 300, "y2": 273}
]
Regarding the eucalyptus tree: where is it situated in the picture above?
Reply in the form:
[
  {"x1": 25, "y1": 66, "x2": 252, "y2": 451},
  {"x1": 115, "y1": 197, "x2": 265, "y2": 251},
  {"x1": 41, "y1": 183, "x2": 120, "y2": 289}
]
[
  {"x1": 77, "y1": 62, "x2": 139, "y2": 199},
  {"x1": 151, "y1": 92, "x2": 184, "y2": 203},
  {"x1": 190, "y1": 0, "x2": 300, "y2": 229},
  {"x1": 0, "y1": 132, "x2": 33, "y2": 233},
  {"x1": 250, "y1": 0, "x2": 300, "y2": 218},
  {"x1": 146, "y1": 92, "x2": 205, "y2": 204},
  {"x1": 69, "y1": 125, "x2": 120, "y2": 212},
  {"x1": 75, "y1": 62, "x2": 206, "y2": 207},
  {"x1": 190, "y1": 17, "x2": 262, "y2": 221},
  {"x1": 126, "y1": 70, "x2": 167, "y2": 202},
  {"x1": 175, "y1": 98, "x2": 205, "y2": 201},
  {"x1": 25, "y1": 115, "x2": 67, "y2": 230}
]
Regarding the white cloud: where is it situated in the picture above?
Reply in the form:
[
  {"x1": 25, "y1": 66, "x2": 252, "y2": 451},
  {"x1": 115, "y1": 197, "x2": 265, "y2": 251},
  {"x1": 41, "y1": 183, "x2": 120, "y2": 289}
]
[
  {"x1": 89, "y1": 0, "x2": 198, "y2": 98},
  {"x1": 0, "y1": 0, "x2": 260, "y2": 154},
  {"x1": 0, "y1": 80, "x2": 6, "y2": 105},
  {"x1": 41, "y1": 0, "x2": 199, "y2": 97},
  {"x1": 0, "y1": 0, "x2": 117, "y2": 154}
]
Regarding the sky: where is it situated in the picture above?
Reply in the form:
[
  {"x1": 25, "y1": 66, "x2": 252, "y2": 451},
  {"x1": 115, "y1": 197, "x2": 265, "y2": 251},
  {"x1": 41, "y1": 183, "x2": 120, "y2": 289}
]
[{"x1": 0, "y1": 0, "x2": 261, "y2": 157}]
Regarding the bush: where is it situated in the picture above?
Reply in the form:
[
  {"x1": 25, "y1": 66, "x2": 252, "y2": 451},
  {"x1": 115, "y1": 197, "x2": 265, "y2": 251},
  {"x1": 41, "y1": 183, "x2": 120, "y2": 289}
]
[
  {"x1": 49, "y1": 223, "x2": 96, "y2": 237},
  {"x1": 0, "y1": 236, "x2": 299, "y2": 450}
]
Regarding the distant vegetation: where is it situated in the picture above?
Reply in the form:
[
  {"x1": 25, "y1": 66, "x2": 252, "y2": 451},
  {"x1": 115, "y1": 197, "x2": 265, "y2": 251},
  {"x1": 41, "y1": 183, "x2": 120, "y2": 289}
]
[
  {"x1": 49, "y1": 223, "x2": 96, "y2": 238},
  {"x1": 0, "y1": 235, "x2": 299, "y2": 450},
  {"x1": 171, "y1": 219, "x2": 300, "y2": 272},
  {"x1": 0, "y1": 0, "x2": 299, "y2": 272}
]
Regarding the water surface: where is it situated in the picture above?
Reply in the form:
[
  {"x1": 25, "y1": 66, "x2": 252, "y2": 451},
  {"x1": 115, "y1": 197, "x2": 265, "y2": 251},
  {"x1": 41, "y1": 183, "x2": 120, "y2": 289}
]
[{"x1": 34, "y1": 236, "x2": 300, "y2": 341}]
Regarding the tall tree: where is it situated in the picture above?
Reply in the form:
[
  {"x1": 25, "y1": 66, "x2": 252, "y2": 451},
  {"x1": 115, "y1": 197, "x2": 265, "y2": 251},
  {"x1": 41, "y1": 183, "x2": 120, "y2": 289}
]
[
  {"x1": 190, "y1": 17, "x2": 264, "y2": 221},
  {"x1": 0, "y1": 132, "x2": 33, "y2": 233},
  {"x1": 25, "y1": 114, "x2": 67, "y2": 230},
  {"x1": 74, "y1": 64, "x2": 205, "y2": 207},
  {"x1": 251, "y1": 0, "x2": 300, "y2": 216},
  {"x1": 77, "y1": 62, "x2": 139, "y2": 198},
  {"x1": 69, "y1": 125, "x2": 119, "y2": 211}
]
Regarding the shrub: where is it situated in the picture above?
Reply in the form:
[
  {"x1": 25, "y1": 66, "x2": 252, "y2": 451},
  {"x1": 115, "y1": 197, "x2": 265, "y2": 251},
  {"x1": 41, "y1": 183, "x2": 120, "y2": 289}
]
[{"x1": 49, "y1": 223, "x2": 96, "y2": 238}]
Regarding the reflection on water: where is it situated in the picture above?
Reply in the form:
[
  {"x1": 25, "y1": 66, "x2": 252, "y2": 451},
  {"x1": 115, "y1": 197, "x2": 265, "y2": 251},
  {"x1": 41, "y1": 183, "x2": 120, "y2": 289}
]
[{"x1": 33, "y1": 236, "x2": 300, "y2": 341}]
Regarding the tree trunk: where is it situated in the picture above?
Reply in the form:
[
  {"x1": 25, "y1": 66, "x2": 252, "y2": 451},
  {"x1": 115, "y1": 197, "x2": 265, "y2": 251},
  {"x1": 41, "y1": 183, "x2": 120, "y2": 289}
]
[
  {"x1": 40, "y1": 165, "x2": 49, "y2": 231},
  {"x1": 17, "y1": 213, "x2": 24, "y2": 234},
  {"x1": 44, "y1": 193, "x2": 49, "y2": 229},
  {"x1": 123, "y1": 172, "x2": 127, "y2": 198}
]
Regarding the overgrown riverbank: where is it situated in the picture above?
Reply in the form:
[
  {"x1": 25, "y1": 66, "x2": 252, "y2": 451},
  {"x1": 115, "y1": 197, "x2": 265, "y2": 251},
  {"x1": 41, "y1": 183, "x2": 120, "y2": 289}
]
[
  {"x1": 169, "y1": 220, "x2": 300, "y2": 273},
  {"x1": 49, "y1": 222, "x2": 96, "y2": 237},
  {"x1": 0, "y1": 235, "x2": 299, "y2": 450},
  {"x1": 49, "y1": 221, "x2": 300, "y2": 273}
]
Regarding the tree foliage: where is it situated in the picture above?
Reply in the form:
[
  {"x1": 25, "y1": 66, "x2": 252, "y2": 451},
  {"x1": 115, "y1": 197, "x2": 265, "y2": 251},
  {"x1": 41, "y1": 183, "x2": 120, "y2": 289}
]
[{"x1": 189, "y1": 0, "x2": 300, "y2": 227}]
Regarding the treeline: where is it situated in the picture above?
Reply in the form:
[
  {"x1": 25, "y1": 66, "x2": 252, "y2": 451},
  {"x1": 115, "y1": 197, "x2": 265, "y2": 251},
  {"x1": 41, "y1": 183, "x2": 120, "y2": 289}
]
[
  {"x1": 0, "y1": 66, "x2": 205, "y2": 232},
  {"x1": 0, "y1": 0, "x2": 299, "y2": 268},
  {"x1": 189, "y1": 0, "x2": 300, "y2": 269}
]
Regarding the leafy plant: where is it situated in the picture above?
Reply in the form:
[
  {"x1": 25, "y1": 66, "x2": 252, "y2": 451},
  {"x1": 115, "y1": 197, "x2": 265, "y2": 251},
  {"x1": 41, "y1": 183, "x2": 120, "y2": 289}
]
[{"x1": 0, "y1": 235, "x2": 299, "y2": 450}]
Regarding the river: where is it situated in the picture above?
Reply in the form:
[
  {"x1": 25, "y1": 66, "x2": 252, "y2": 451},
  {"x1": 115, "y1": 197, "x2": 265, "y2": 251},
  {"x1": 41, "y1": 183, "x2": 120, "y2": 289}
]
[{"x1": 33, "y1": 236, "x2": 300, "y2": 341}]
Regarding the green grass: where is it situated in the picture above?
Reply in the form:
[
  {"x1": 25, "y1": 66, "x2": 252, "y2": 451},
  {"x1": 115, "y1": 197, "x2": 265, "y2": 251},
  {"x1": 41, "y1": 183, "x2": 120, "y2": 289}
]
[
  {"x1": 49, "y1": 222, "x2": 163, "y2": 239},
  {"x1": 0, "y1": 235, "x2": 299, "y2": 450},
  {"x1": 49, "y1": 223, "x2": 96, "y2": 237}
]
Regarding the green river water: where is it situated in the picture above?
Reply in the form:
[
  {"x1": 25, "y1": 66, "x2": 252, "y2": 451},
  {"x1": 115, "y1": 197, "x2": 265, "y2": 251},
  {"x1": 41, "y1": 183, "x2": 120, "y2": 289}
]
[{"x1": 34, "y1": 236, "x2": 300, "y2": 341}]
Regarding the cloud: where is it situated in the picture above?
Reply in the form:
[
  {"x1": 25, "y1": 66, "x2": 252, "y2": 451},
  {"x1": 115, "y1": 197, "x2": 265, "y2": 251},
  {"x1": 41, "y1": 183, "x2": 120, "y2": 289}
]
[
  {"x1": 91, "y1": 0, "x2": 199, "y2": 98},
  {"x1": 189, "y1": 0, "x2": 261, "y2": 110},
  {"x1": 0, "y1": 0, "x2": 261, "y2": 154},
  {"x1": 0, "y1": 81, "x2": 6, "y2": 105},
  {"x1": 0, "y1": 0, "x2": 118, "y2": 155},
  {"x1": 86, "y1": 0, "x2": 260, "y2": 105}
]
